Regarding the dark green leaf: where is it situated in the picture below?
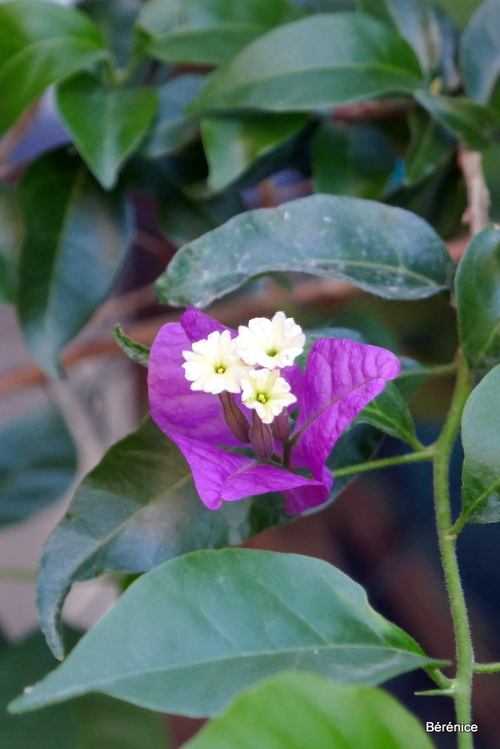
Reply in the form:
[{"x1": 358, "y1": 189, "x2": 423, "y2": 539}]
[
  {"x1": 147, "y1": 24, "x2": 270, "y2": 65},
  {"x1": 12, "y1": 549, "x2": 444, "y2": 715},
  {"x1": 155, "y1": 194, "x2": 455, "y2": 307},
  {"x1": 404, "y1": 107, "x2": 455, "y2": 185},
  {"x1": 79, "y1": 0, "x2": 142, "y2": 69},
  {"x1": 56, "y1": 74, "x2": 157, "y2": 189},
  {"x1": 141, "y1": 75, "x2": 205, "y2": 158},
  {"x1": 0, "y1": 405, "x2": 76, "y2": 527},
  {"x1": 0, "y1": 629, "x2": 169, "y2": 749},
  {"x1": 0, "y1": 1, "x2": 107, "y2": 135},
  {"x1": 355, "y1": 382, "x2": 418, "y2": 447},
  {"x1": 460, "y1": 0, "x2": 500, "y2": 102},
  {"x1": 415, "y1": 91, "x2": 500, "y2": 151},
  {"x1": 184, "y1": 672, "x2": 436, "y2": 749},
  {"x1": 393, "y1": 356, "x2": 435, "y2": 401},
  {"x1": 113, "y1": 325, "x2": 150, "y2": 367},
  {"x1": 17, "y1": 149, "x2": 134, "y2": 378},
  {"x1": 312, "y1": 122, "x2": 395, "y2": 199},
  {"x1": 0, "y1": 185, "x2": 22, "y2": 304},
  {"x1": 461, "y1": 364, "x2": 500, "y2": 522},
  {"x1": 456, "y1": 226, "x2": 500, "y2": 370},
  {"x1": 188, "y1": 13, "x2": 422, "y2": 114},
  {"x1": 202, "y1": 113, "x2": 308, "y2": 191},
  {"x1": 482, "y1": 141, "x2": 500, "y2": 223}
]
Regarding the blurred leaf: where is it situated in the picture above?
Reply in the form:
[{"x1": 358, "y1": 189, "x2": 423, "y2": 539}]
[
  {"x1": 0, "y1": 405, "x2": 76, "y2": 527},
  {"x1": 355, "y1": 381, "x2": 418, "y2": 447},
  {"x1": 0, "y1": 186, "x2": 22, "y2": 305},
  {"x1": 189, "y1": 13, "x2": 422, "y2": 113},
  {"x1": 0, "y1": 1, "x2": 107, "y2": 135},
  {"x1": 13, "y1": 549, "x2": 443, "y2": 716},
  {"x1": 0, "y1": 629, "x2": 169, "y2": 749},
  {"x1": 394, "y1": 356, "x2": 435, "y2": 401},
  {"x1": 155, "y1": 194, "x2": 455, "y2": 307},
  {"x1": 482, "y1": 141, "x2": 500, "y2": 222},
  {"x1": 415, "y1": 91, "x2": 500, "y2": 151},
  {"x1": 158, "y1": 186, "x2": 245, "y2": 245},
  {"x1": 113, "y1": 325, "x2": 150, "y2": 367},
  {"x1": 141, "y1": 74, "x2": 205, "y2": 158},
  {"x1": 184, "y1": 672, "x2": 436, "y2": 749},
  {"x1": 202, "y1": 113, "x2": 308, "y2": 191},
  {"x1": 17, "y1": 149, "x2": 134, "y2": 378},
  {"x1": 404, "y1": 107, "x2": 455, "y2": 185},
  {"x1": 456, "y1": 226, "x2": 500, "y2": 370},
  {"x1": 461, "y1": 364, "x2": 500, "y2": 522},
  {"x1": 312, "y1": 122, "x2": 395, "y2": 199},
  {"x1": 57, "y1": 73, "x2": 157, "y2": 189},
  {"x1": 460, "y1": 0, "x2": 500, "y2": 102},
  {"x1": 147, "y1": 25, "x2": 272, "y2": 64},
  {"x1": 79, "y1": 0, "x2": 142, "y2": 68}
]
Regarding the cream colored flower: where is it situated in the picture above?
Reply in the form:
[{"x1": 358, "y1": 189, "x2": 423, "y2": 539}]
[
  {"x1": 182, "y1": 330, "x2": 250, "y2": 394},
  {"x1": 235, "y1": 311, "x2": 305, "y2": 369},
  {"x1": 240, "y1": 368, "x2": 297, "y2": 423}
]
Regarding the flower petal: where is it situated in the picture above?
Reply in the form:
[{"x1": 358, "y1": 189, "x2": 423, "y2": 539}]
[
  {"x1": 174, "y1": 435, "x2": 326, "y2": 511},
  {"x1": 181, "y1": 307, "x2": 230, "y2": 342},
  {"x1": 293, "y1": 339, "x2": 400, "y2": 479},
  {"x1": 283, "y1": 465, "x2": 333, "y2": 515}
]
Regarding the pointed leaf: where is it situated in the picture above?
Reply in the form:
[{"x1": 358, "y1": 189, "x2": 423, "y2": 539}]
[
  {"x1": 461, "y1": 364, "x2": 500, "y2": 523},
  {"x1": 56, "y1": 74, "x2": 157, "y2": 189},
  {"x1": 460, "y1": 0, "x2": 500, "y2": 102},
  {"x1": 113, "y1": 325, "x2": 150, "y2": 367},
  {"x1": 17, "y1": 149, "x2": 134, "y2": 377},
  {"x1": 415, "y1": 91, "x2": 500, "y2": 151},
  {"x1": 12, "y1": 549, "x2": 444, "y2": 716},
  {"x1": 404, "y1": 107, "x2": 455, "y2": 186},
  {"x1": 184, "y1": 673, "x2": 436, "y2": 749},
  {"x1": 188, "y1": 13, "x2": 422, "y2": 114},
  {"x1": 355, "y1": 381, "x2": 419, "y2": 448},
  {"x1": 456, "y1": 226, "x2": 500, "y2": 370},
  {"x1": 0, "y1": 405, "x2": 77, "y2": 527},
  {"x1": 155, "y1": 194, "x2": 456, "y2": 307},
  {"x1": 0, "y1": 185, "x2": 22, "y2": 304},
  {"x1": 0, "y1": 1, "x2": 107, "y2": 134}
]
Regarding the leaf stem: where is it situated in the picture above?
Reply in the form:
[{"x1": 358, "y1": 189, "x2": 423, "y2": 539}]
[
  {"x1": 473, "y1": 662, "x2": 500, "y2": 674},
  {"x1": 331, "y1": 449, "x2": 434, "y2": 479},
  {"x1": 432, "y1": 351, "x2": 474, "y2": 748}
]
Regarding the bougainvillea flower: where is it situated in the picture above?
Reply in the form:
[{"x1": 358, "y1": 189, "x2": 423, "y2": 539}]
[{"x1": 148, "y1": 308, "x2": 400, "y2": 515}]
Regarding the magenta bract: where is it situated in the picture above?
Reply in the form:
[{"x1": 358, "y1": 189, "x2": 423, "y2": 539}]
[{"x1": 148, "y1": 309, "x2": 400, "y2": 514}]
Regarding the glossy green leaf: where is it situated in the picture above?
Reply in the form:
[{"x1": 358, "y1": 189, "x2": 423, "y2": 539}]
[
  {"x1": 0, "y1": 405, "x2": 76, "y2": 527},
  {"x1": 461, "y1": 364, "x2": 500, "y2": 522},
  {"x1": 147, "y1": 24, "x2": 269, "y2": 64},
  {"x1": 0, "y1": 1, "x2": 107, "y2": 135},
  {"x1": 0, "y1": 186, "x2": 22, "y2": 304},
  {"x1": 56, "y1": 74, "x2": 157, "y2": 189},
  {"x1": 189, "y1": 13, "x2": 422, "y2": 114},
  {"x1": 312, "y1": 122, "x2": 395, "y2": 199},
  {"x1": 415, "y1": 91, "x2": 500, "y2": 151},
  {"x1": 113, "y1": 325, "x2": 150, "y2": 367},
  {"x1": 141, "y1": 75, "x2": 205, "y2": 158},
  {"x1": 456, "y1": 226, "x2": 500, "y2": 370},
  {"x1": 0, "y1": 629, "x2": 169, "y2": 749},
  {"x1": 184, "y1": 672, "x2": 436, "y2": 749},
  {"x1": 202, "y1": 113, "x2": 308, "y2": 191},
  {"x1": 404, "y1": 107, "x2": 455, "y2": 185},
  {"x1": 12, "y1": 549, "x2": 444, "y2": 716},
  {"x1": 460, "y1": 0, "x2": 500, "y2": 102},
  {"x1": 17, "y1": 149, "x2": 134, "y2": 378},
  {"x1": 79, "y1": 0, "x2": 142, "y2": 69},
  {"x1": 355, "y1": 382, "x2": 418, "y2": 447},
  {"x1": 155, "y1": 194, "x2": 455, "y2": 307}
]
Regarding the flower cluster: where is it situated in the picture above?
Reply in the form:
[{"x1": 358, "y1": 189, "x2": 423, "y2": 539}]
[{"x1": 148, "y1": 308, "x2": 400, "y2": 515}]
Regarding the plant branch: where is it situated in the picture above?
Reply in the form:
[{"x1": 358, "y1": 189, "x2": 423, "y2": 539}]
[
  {"x1": 331, "y1": 449, "x2": 434, "y2": 479},
  {"x1": 473, "y1": 662, "x2": 500, "y2": 674},
  {"x1": 458, "y1": 144, "x2": 490, "y2": 237}
]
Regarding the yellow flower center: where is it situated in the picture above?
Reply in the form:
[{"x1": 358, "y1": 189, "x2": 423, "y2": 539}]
[
  {"x1": 257, "y1": 393, "x2": 267, "y2": 404},
  {"x1": 215, "y1": 365, "x2": 226, "y2": 374}
]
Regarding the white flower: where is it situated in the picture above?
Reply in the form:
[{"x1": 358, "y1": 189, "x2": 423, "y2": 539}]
[
  {"x1": 240, "y1": 368, "x2": 297, "y2": 424},
  {"x1": 182, "y1": 330, "x2": 250, "y2": 394},
  {"x1": 235, "y1": 311, "x2": 305, "y2": 369}
]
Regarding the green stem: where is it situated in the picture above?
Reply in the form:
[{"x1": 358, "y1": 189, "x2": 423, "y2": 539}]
[
  {"x1": 331, "y1": 449, "x2": 434, "y2": 479},
  {"x1": 474, "y1": 662, "x2": 500, "y2": 674},
  {"x1": 0, "y1": 567, "x2": 37, "y2": 583},
  {"x1": 432, "y1": 352, "x2": 474, "y2": 748}
]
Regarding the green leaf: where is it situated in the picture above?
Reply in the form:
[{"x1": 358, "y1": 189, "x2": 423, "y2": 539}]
[
  {"x1": 415, "y1": 91, "x2": 500, "y2": 151},
  {"x1": 0, "y1": 1, "x2": 107, "y2": 135},
  {"x1": 202, "y1": 113, "x2": 308, "y2": 191},
  {"x1": 404, "y1": 107, "x2": 455, "y2": 185},
  {"x1": 155, "y1": 194, "x2": 455, "y2": 307},
  {"x1": 188, "y1": 13, "x2": 422, "y2": 114},
  {"x1": 17, "y1": 149, "x2": 134, "y2": 378},
  {"x1": 0, "y1": 405, "x2": 77, "y2": 527},
  {"x1": 78, "y1": 0, "x2": 142, "y2": 69},
  {"x1": 0, "y1": 185, "x2": 22, "y2": 304},
  {"x1": 35, "y1": 416, "x2": 290, "y2": 659},
  {"x1": 460, "y1": 0, "x2": 500, "y2": 102},
  {"x1": 312, "y1": 122, "x2": 395, "y2": 199},
  {"x1": 355, "y1": 382, "x2": 419, "y2": 447},
  {"x1": 147, "y1": 24, "x2": 270, "y2": 65},
  {"x1": 12, "y1": 549, "x2": 444, "y2": 716},
  {"x1": 461, "y1": 364, "x2": 500, "y2": 522},
  {"x1": 0, "y1": 629, "x2": 169, "y2": 749},
  {"x1": 183, "y1": 672, "x2": 436, "y2": 749},
  {"x1": 56, "y1": 74, "x2": 157, "y2": 189},
  {"x1": 113, "y1": 325, "x2": 150, "y2": 367},
  {"x1": 456, "y1": 226, "x2": 500, "y2": 370},
  {"x1": 141, "y1": 74, "x2": 205, "y2": 158}
]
